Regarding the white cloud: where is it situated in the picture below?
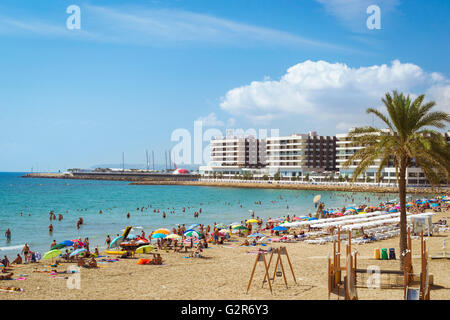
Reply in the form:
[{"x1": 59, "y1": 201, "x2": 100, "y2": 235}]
[
  {"x1": 0, "y1": 5, "x2": 354, "y2": 51},
  {"x1": 219, "y1": 60, "x2": 450, "y2": 130},
  {"x1": 196, "y1": 113, "x2": 224, "y2": 127}
]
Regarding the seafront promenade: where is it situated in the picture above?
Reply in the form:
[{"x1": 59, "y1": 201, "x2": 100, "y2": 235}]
[{"x1": 22, "y1": 173, "x2": 449, "y2": 194}]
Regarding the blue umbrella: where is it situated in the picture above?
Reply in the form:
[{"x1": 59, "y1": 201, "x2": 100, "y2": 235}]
[
  {"x1": 272, "y1": 226, "x2": 288, "y2": 231},
  {"x1": 308, "y1": 217, "x2": 318, "y2": 221},
  {"x1": 151, "y1": 233, "x2": 167, "y2": 239},
  {"x1": 61, "y1": 240, "x2": 74, "y2": 246},
  {"x1": 70, "y1": 248, "x2": 86, "y2": 257},
  {"x1": 248, "y1": 233, "x2": 265, "y2": 238},
  {"x1": 126, "y1": 234, "x2": 138, "y2": 240},
  {"x1": 431, "y1": 203, "x2": 439, "y2": 207}
]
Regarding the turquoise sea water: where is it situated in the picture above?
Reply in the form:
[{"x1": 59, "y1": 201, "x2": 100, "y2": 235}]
[{"x1": 0, "y1": 172, "x2": 405, "y2": 257}]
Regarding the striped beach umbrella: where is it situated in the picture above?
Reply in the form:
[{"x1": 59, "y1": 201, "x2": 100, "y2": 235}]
[{"x1": 184, "y1": 230, "x2": 201, "y2": 238}]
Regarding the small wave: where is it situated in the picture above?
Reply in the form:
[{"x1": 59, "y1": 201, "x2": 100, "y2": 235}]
[{"x1": 0, "y1": 244, "x2": 24, "y2": 252}]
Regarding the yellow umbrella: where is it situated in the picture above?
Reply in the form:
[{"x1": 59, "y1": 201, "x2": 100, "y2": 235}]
[
  {"x1": 153, "y1": 228, "x2": 170, "y2": 235},
  {"x1": 246, "y1": 219, "x2": 259, "y2": 223}
]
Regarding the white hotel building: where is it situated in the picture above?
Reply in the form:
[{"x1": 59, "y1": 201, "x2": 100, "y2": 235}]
[
  {"x1": 266, "y1": 131, "x2": 336, "y2": 178},
  {"x1": 199, "y1": 131, "x2": 337, "y2": 179},
  {"x1": 199, "y1": 136, "x2": 267, "y2": 178},
  {"x1": 336, "y1": 129, "x2": 450, "y2": 185}
]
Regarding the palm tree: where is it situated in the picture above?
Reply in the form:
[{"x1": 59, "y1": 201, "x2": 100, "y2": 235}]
[{"x1": 343, "y1": 91, "x2": 450, "y2": 269}]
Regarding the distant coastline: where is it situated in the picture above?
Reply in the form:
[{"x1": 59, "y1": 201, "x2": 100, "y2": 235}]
[{"x1": 22, "y1": 172, "x2": 448, "y2": 194}]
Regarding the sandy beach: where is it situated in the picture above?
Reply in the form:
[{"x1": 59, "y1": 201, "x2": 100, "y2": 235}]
[{"x1": 2, "y1": 209, "x2": 449, "y2": 300}]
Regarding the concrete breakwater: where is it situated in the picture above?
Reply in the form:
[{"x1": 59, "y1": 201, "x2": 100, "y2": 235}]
[{"x1": 22, "y1": 172, "x2": 200, "y2": 182}]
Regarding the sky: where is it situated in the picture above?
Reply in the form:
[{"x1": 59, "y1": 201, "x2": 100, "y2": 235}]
[{"x1": 0, "y1": 0, "x2": 449, "y2": 171}]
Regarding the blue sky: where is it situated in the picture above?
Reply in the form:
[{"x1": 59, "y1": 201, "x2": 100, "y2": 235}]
[{"x1": 0, "y1": 0, "x2": 449, "y2": 171}]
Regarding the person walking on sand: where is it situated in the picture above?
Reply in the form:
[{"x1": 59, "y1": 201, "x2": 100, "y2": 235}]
[
  {"x1": 21, "y1": 243, "x2": 30, "y2": 263},
  {"x1": 5, "y1": 228, "x2": 11, "y2": 242}
]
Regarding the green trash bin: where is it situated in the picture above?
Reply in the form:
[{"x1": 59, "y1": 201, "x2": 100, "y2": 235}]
[{"x1": 381, "y1": 248, "x2": 388, "y2": 260}]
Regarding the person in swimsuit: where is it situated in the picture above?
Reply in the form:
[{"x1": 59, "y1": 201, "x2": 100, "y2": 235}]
[
  {"x1": 12, "y1": 254, "x2": 22, "y2": 265},
  {"x1": 105, "y1": 235, "x2": 111, "y2": 247},
  {"x1": 5, "y1": 229, "x2": 11, "y2": 242}
]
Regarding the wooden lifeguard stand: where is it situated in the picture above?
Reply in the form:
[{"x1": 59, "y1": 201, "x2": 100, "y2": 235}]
[
  {"x1": 246, "y1": 251, "x2": 272, "y2": 294},
  {"x1": 327, "y1": 228, "x2": 358, "y2": 300},
  {"x1": 262, "y1": 246, "x2": 297, "y2": 289},
  {"x1": 404, "y1": 229, "x2": 431, "y2": 300}
]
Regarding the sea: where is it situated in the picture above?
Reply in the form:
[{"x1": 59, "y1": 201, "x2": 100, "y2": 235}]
[{"x1": 0, "y1": 172, "x2": 410, "y2": 257}]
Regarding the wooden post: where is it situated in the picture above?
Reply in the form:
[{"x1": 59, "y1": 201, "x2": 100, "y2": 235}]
[
  {"x1": 247, "y1": 251, "x2": 272, "y2": 294},
  {"x1": 281, "y1": 247, "x2": 297, "y2": 283}
]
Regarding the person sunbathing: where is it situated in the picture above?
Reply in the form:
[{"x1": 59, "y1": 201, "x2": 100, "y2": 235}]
[
  {"x1": 85, "y1": 257, "x2": 98, "y2": 268},
  {"x1": 0, "y1": 272, "x2": 13, "y2": 280},
  {"x1": 152, "y1": 254, "x2": 163, "y2": 265},
  {"x1": 77, "y1": 257, "x2": 85, "y2": 268},
  {"x1": 12, "y1": 254, "x2": 22, "y2": 265},
  {"x1": 1, "y1": 256, "x2": 10, "y2": 267},
  {"x1": 240, "y1": 239, "x2": 250, "y2": 246}
]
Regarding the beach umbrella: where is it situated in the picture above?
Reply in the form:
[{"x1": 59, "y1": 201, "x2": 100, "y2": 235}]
[
  {"x1": 313, "y1": 195, "x2": 321, "y2": 204},
  {"x1": 166, "y1": 234, "x2": 182, "y2": 240},
  {"x1": 292, "y1": 217, "x2": 303, "y2": 221},
  {"x1": 218, "y1": 229, "x2": 228, "y2": 235},
  {"x1": 272, "y1": 226, "x2": 288, "y2": 231},
  {"x1": 184, "y1": 230, "x2": 201, "y2": 238},
  {"x1": 51, "y1": 243, "x2": 67, "y2": 250},
  {"x1": 60, "y1": 240, "x2": 74, "y2": 247},
  {"x1": 151, "y1": 233, "x2": 167, "y2": 239},
  {"x1": 308, "y1": 217, "x2": 318, "y2": 221},
  {"x1": 69, "y1": 248, "x2": 86, "y2": 258},
  {"x1": 248, "y1": 233, "x2": 265, "y2": 238},
  {"x1": 229, "y1": 222, "x2": 241, "y2": 226},
  {"x1": 231, "y1": 225, "x2": 248, "y2": 230},
  {"x1": 431, "y1": 203, "x2": 439, "y2": 207},
  {"x1": 109, "y1": 236, "x2": 124, "y2": 248},
  {"x1": 246, "y1": 219, "x2": 259, "y2": 223},
  {"x1": 183, "y1": 237, "x2": 199, "y2": 244},
  {"x1": 154, "y1": 228, "x2": 170, "y2": 235},
  {"x1": 267, "y1": 219, "x2": 279, "y2": 223},
  {"x1": 188, "y1": 224, "x2": 200, "y2": 230},
  {"x1": 135, "y1": 245, "x2": 155, "y2": 254},
  {"x1": 215, "y1": 223, "x2": 227, "y2": 229},
  {"x1": 42, "y1": 249, "x2": 62, "y2": 260},
  {"x1": 126, "y1": 234, "x2": 138, "y2": 240}
]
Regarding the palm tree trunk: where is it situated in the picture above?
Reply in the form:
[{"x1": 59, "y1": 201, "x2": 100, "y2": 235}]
[{"x1": 398, "y1": 160, "x2": 407, "y2": 271}]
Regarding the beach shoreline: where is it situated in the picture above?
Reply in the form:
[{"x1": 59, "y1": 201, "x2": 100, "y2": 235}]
[
  {"x1": 21, "y1": 173, "x2": 449, "y2": 194},
  {"x1": 1, "y1": 209, "x2": 449, "y2": 300}
]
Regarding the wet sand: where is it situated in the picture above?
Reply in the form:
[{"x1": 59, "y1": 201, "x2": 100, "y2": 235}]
[{"x1": 1, "y1": 210, "x2": 449, "y2": 300}]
